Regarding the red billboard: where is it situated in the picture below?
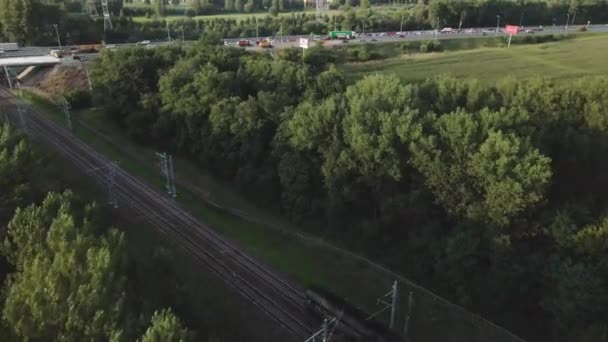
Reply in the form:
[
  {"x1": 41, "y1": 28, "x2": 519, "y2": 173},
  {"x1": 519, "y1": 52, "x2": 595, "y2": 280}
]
[{"x1": 505, "y1": 25, "x2": 520, "y2": 35}]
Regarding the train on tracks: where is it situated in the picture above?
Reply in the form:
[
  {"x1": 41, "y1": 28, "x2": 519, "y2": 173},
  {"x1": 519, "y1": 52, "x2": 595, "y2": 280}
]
[{"x1": 305, "y1": 286, "x2": 405, "y2": 342}]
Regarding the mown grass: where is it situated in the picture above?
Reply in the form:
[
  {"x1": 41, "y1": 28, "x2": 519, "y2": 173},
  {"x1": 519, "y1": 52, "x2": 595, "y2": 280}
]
[
  {"x1": 16, "y1": 83, "x2": 523, "y2": 342},
  {"x1": 340, "y1": 33, "x2": 608, "y2": 84}
]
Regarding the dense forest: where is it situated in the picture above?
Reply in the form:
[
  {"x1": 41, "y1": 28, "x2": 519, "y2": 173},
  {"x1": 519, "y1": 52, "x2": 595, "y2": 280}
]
[
  {"x1": 0, "y1": 123, "x2": 201, "y2": 340},
  {"x1": 1, "y1": 0, "x2": 607, "y2": 44},
  {"x1": 89, "y1": 40, "x2": 608, "y2": 341}
]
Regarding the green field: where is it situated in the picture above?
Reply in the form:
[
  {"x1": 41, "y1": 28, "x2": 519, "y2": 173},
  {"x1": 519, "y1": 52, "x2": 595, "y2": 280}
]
[{"x1": 340, "y1": 33, "x2": 608, "y2": 84}]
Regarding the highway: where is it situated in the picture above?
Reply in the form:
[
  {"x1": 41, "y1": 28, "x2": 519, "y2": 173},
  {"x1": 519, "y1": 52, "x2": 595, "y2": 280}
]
[
  {"x1": 0, "y1": 87, "x2": 321, "y2": 341},
  {"x1": 228, "y1": 24, "x2": 608, "y2": 50},
  {"x1": 1, "y1": 24, "x2": 607, "y2": 60}
]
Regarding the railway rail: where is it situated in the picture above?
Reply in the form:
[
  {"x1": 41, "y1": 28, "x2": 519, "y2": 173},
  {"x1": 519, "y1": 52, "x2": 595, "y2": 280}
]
[{"x1": 0, "y1": 87, "x2": 320, "y2": 340}]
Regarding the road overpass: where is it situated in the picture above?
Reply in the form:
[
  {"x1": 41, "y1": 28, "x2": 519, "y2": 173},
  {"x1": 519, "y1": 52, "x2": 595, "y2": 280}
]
[{"x1": 0, "y1": 56, "x2": 60, "y2": 67}]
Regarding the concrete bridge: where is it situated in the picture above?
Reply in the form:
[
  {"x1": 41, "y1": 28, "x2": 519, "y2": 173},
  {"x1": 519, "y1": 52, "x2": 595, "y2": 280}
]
[{"x1": 0, "y1": 56, "x2": 60, "y2": 67}]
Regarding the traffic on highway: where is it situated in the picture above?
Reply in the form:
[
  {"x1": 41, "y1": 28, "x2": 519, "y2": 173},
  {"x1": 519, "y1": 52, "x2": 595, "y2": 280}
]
[{"x1": 0, "y1": 24, "x2": 607, "y2": 60}]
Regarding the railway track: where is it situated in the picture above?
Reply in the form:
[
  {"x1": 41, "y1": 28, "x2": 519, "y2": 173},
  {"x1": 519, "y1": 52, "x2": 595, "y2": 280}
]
[{"x1": 0, "y1": 87, "x2": 319, "y2": 340}]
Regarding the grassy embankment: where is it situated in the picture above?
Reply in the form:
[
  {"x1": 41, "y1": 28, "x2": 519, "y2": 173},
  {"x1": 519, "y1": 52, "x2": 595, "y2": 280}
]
[{"x1": 340, "y1": 32, "x2": 608, "y2": 84}]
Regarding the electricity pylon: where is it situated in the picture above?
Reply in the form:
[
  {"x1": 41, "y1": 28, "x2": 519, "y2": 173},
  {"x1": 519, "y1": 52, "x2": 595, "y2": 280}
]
[{"x1": 101, "y1": 0, "x2": 113, "y2": 31}]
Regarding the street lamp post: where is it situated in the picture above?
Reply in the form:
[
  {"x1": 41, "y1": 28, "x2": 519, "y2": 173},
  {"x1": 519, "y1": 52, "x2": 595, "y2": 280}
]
[
  {"x1": 565, "y1": 13, "x2": 570, "y2": 31},
  {"x1": 458, "y1": 11, "x2": 465, "y2": 31},
  {"x1": 496, "y1": 15, "x2": 501, "y2": 34},
  {"x1": 519, "y1": 11, "x2": 525, "y2": 28},
  {"x1": 53, "y1": 24, "x2": 62, "y2": 50}
]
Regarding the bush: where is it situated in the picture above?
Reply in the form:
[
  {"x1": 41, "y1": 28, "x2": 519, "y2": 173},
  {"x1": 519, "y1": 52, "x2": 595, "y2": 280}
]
[
  {"x1": 185, "y1": 8, "x2": 196, "y2": 17},
  {"x1": 427, "y1": 40, "x2": 442, "y2": 52},
  {"x1": 64, "y1": 90, "x2": 92, "y2": 110},
  {"x1": 64, "y1": 1, "x2": 83, "y2": 13},
  {"x1": 420, "y1": 40, "x2": 442, "y2": 53},
  {"x1": 400, "y1": 42, "x2": 413, "y2": 53},
  {"x1": 244, "y1": 1, "x2": 255, "y2": 12}
]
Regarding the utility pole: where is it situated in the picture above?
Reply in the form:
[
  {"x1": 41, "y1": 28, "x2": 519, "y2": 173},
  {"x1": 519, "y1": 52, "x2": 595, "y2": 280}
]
[
  {"x1": 496, "y1": 14, "x2": 501, "y2": 34},
  {"x1": 156, "y1": 152, "x2": 177, "y2": 198},
  {"x1": 571, "y1": 8, "x2": 578, "y2": 26},
  {"x1": 400, "y1": 15, "x2": 404, "y2": 33},
  {"x1": 458, "y1": 11, "x2": 465, "y2": 31},
  {"x1": 167, "y1": 21, "x2": 172, "y2": 42},
  {"x1": 53, "y1": 24, "x2": 62, "y2": 50},
  {"x1": 101, "y1": 0, "x2": 113, "y2": 32},
  {"x1": 519, "y1": 11, "x2": 525, "y2": 28},
  {"x1": 3, "y1": 66, "x2": 12, "y2": 89},
  {"x1": 305, "y1": 318, "x2": 336, "y2": 342},
  {"x1": 368, "y1": 280, "x2": 399, "y2": 329},
  {"x1": 565, "y1": 13, "x2": 570, "y2": 31},
  {"x1": 60, "y1": 97, "x2": 72, "y2": 131},
  {"x1": 181, "y1": 26, "x2": 185, "y2": 41},
  {"x1": 362, "y1": 19, "x2": 365, "y2": 35},
  {"x1": 389, "y1": 280, "x2": 398, "y2": 329},
  {"x1": 256, "y1": 17, "x2": 259, "y2": 40},
  {"x1": 82, "y1": 62, "x2": 93, "y2": 91},
  {"x1": 402, "y1": 291, "x2": 414, "y2": 337}
]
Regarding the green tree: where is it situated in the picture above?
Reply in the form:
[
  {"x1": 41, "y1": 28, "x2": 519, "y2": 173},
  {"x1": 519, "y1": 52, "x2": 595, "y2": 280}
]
[
  {"x1": 224, "y1": 0, "x2": 234, "y2": 11},
  {"x1": 1, "y1": 191, "x2": 128, "y2": 341},
  {"x1": 154, "y1": 0, "x2": 166, "y2": 16},
  {"x1": 234, "y1": 0, "x2": 244, "y2": 12},
  {"x1": 410, "y1": 110, "x2": 552, "y2": 228},
  {"x1": 139, "y1": 309, "x2": 193, "y2": 342},
  {"x1": 0, "y1": 123, "x2": 33, "y2": 214},
  {"x1": 360, "y1": 0, "x2": 369, "y2": 9}
]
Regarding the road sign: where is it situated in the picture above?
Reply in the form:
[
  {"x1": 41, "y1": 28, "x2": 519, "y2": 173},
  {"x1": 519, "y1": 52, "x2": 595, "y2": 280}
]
[
  {"x1": 300, "y1": 38, "x2": 310, "y2": 49},
  {"x1": 505, "y1": 25, "x2": 520, "y2": 35}
]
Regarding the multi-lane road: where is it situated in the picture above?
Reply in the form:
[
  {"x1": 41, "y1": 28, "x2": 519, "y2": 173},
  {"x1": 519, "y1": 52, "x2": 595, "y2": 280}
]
[{"x1": 1, "y1": 24, "x2": 607, "y2": 60}]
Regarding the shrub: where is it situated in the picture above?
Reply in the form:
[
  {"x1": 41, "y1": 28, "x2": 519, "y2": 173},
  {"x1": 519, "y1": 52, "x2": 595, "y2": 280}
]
[
  {"x1": 427, "y1": 40, "x2": 442, "y2": 52},
  {"x1": 185, "y1": 8, "x2": 196, "y2": 17},
  {"x1": 64, "y1": 90, "x2": 92, "y2": 110}
]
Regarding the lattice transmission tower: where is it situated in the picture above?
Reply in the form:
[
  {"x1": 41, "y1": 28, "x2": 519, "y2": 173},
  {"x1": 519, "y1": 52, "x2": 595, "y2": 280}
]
[
  {"x1": 86, "y1": 0, "x2": 99, "y2": 18},
  {"x1": 101, "y1": 0, "x2": 113, "y2": 31}
]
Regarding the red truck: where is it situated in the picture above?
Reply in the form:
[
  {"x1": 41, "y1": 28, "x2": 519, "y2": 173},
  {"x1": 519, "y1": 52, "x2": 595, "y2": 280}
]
[{"x1": 238, "y1": 39, "x2": 250, "y2": 47}]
